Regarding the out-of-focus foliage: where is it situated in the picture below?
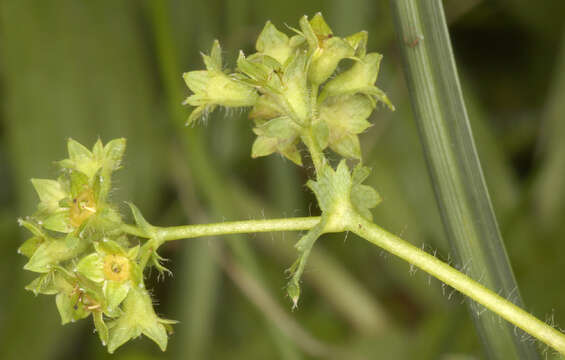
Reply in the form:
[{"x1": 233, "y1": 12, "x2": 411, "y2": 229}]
[{"x1": 0, "y1": 0, "x2": 564, "y2": 359}]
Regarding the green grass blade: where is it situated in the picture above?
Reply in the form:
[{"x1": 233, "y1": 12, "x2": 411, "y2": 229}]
[{"x1": 390, "y1": 1, "x2": 540, "y2": 358}]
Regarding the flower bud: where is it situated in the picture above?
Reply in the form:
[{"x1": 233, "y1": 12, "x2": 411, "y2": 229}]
[
  {"x1": 299, "y1": 13, "x2": 354, "y2": 85},
  {"x1": 183, "y1": 40, "x2": 259, "y2": 125}
]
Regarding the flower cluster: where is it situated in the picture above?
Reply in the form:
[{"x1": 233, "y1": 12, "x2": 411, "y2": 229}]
[
  {"x1": 183, "y1": 12, "x2": 393, "y2": 164},
  {"x1": 18, "y1": 138, "x2": 175, "y2": 353},
  {"x1": 184, "y1": 13, "x2": 393, "y2": 307}
]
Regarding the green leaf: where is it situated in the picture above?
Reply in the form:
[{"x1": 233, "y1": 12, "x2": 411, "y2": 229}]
[
  {"x1": 107, "y1": 288, "x2": 171, "y2": 353},
  {"x1": 251, "y1": 116, "x2": 302, "y2": 165},
  {"x1": 127, "y1": 202, "x2": 156, "y2": 238},
  {"x1": 18, "y1": 218, "x2": 46, "y2": 237},
  {"x1": 55, "y1": 292, "x2": 90, "y2": 325},
  {"x1": 312, "y1": 119, "x2": 329, "y2": 150},
  {"x1": 31, "y1": 179, "x2": 67, "y2": 212},
  {"x1": 351, "y1": 184, "x2": 381, "y2": 221},
  {"x1": 67, "y1": 138, "x2": 93, "y2": 163},
  {"x1": 249, "y1": 94, "x2": 285, "y2": 121},
  {"x1": 93, "y1": 311, "x2": 109, "y2": 346},
  {"x1": 256, "y1": 21, "x2": 293, "y2": 65},
  {"x1": 320, "y1": 53, "x2": 394, "y2": 110},
  {"x1": 64, "y1": 138, "x2": 102, "y2": 179},
  {"x1": 103, "y1": 280, "x2": 130, "y2": 312},
  {"x1": 92, "y1": 138, "x2": 104, "y2": 160},
  {"x1": 69, "y1": 170, "x2": 89, "y2": 198},
  {"x1": 298, "y1": 15, "x2": 318, "y2": 53},
  {"x1": 309, "y1": 37, "x2": 354, "y2": 85},
  {"x1": 77, "y1": 253, "x2": 105, "y2": 283},
  {"x1": 251, "y1": 135, "x2": 278, "y2": 158},
  {"x1": 330, "y1": 133, "x2": 362, "y2": 160},
  {"x1": 24, "y1": 238, "x2": 84, "y2": 273},
  {"x1": 346, "y1": 31, "x2": 368, "y2": 58},
  {"x1": 319, "y1": 95, "x2": 373, "y2": 159},
  {"x1": 25, "y1": 272, "x2": 58, "y2": 295},
  {"x1": 43, "y1": 211, "x2": 73, "y2": 233},
  {"x1": 282, "y1": 50, "x2": 310, "y2": 124},
  {"x1": 95, "y1": 239, "x2": 127, "y2": 256},
  {"x1": 307, "y1": 161, "x2": 381, "y2": 222},
  {"x1": 201, "y1": 39, "x2": 222, "y2": 72},
  {"x1": 307, "y1": 161, "x2": 352, "y2": 213},
  {"x1": 103, "y1": 138, "x2": 127, "y2": 171},
  {"x1": 309, "y1": 12, "x2": 333, "y2": 38},
  {"x1": 18, "y1": 236, "x2": 44, "y2": 258}
]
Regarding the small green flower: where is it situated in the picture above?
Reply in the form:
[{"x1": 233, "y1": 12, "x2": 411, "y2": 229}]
[
  {"x1": 299, "y1": 13, "x2": 355, "y2": 85},
  {"x1": 320, "y1": 52, "x2": 394, "y2": 109},
  {"x1": 76, "y1": 239, "x2": 140, "y2": 313},
  {"x1": 28, "y1": 138, "x2": 126, "y2": 234},
  {"x1": 107, "y1": 287, "x2": 177, "y2": 353},
  {"x1": 183, "y1": 40, "x2": 259, "y2": 125}
]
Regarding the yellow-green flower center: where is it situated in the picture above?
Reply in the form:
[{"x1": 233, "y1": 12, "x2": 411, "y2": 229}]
[
  {"x1": 70, "y1": 188, "x2": 97, "y2": 228},
  {"x1": 103, "y1": 254, "x2": 130, "y2": 282}
]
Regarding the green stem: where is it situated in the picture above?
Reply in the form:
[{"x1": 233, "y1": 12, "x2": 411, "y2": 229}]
[
  {"x1": 391, "y1": 0, "x2": 536, "y2": 357},
  {"x1": 123, "y1": 214, "x2": 565, "y2": 355},
  {"x1": 122, "y1": 217, "x2": 321, "y2": 242},
  {"x1": 300, "y1": 129, "x2": 325, "y2": 174},
  {"x1": 348, "y1": 213, "x2": 565, "y2": 356}
]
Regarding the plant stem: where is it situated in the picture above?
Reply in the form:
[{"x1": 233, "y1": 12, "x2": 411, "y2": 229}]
[
  {"x1": 347, "y1": 214, "x2": 565, "y2": 356},
  {"x1": 122, "y1": 217, "x2": 321, "y2": 241},
  {"x1": 390, "y1": 0, "x2": 538, "y2": 358},
  {"x1": 300, "y1": 132, "x2": 324, "y2": 174},
  {"x1": 123, "y1": 213, "x2": 565, "y2": 355}
]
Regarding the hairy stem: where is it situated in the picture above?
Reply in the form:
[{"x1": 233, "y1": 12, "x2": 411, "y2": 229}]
[
  {"x1": 122, "y1": 217, "x2": 321, "y2": 241},
  {"x1": 348, "y1": 213, "x2": 565, "y2": 356},
  {"x1": 300, "y1": 129, "x2": 325, "y2": 174},
  {"x1": 123, "y1": 214, "x2": 565, "y2": 355}
]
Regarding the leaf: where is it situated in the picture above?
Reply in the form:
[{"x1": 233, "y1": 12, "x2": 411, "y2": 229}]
[
  {"x1": 307, "y1": 161, "x2": 381, "y2": 221},
  {"x1": 43, "y1": 211, "x2": 73, "y2": 233},
  {"x1": 351, "y1": 184, "x2": 381, "y2": 221},
  {"x1": 320, "y1": 52, "x2": 394, "y2": 110},
  {"x1": 309, "y1": 36, "x2": 354, "y2": 85},
  {"x1": 103, "y1": 280, "x2": 130, "y2": 312},
  {"x1": 107, "y1": 288, "x2": 171, "y2": 353},
  {"x1": 67, "y1": 138, "x2": 93, "y2": 163},
  {"x1": 346, "y1": 31, "x2": 368, "y2": 58},
  {"x1": 93, "y1": 311, "x2": 109, "y2": 346},
  {"x1": 24, "y1": 238, "x2": 84, "y2": 273},
  {"x1": 251, "y1": 116, "x2": 302, "y2": 165},
  {"x1": 55, "y1": 292, "x2": 90, "y2": 325},
  {"x1": 69, "y1": 170, "x2": 89, "y2": 198},
  {"x1": 25, "y1": 272, "x2": 58, "y2": 295},
  {"x1": 31, "y1": 179, "x2": 67, "y2": 212},
  {"x1": 256, "y1": 21, "x2": 293, "y2": 65},
  {"x1": 249, "y1": 94, "x2": 285, "y2": 121},
  {"x1": 77, "y1": 253, "x2": 105, "y2": 283},
  {"x1": 309, "y1": 12, "x2": 333, "y2": 38},
  {"x1": 127, "y1": 202, "x2": 156, "y2": 238},
  {"x1": 201, "y1": 39, "x2": 222, "y2": 72},
  {"x1": 319, "y1": 94, "x2": 373, "y2": 159},
  {"x1": 282, "y1": 50, "x2": 310, "y2": 124},
  {"x1": 103, "y1": 138, "x2": 127, "y2": 171},
  {"x1": 18, "y1": 236, "x2": 44, "y2": 258}
]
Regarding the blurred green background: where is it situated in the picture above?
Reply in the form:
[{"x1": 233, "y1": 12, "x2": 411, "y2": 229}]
[{"x1": 1, "y1": 0, "x2": 564, "y2": 359}]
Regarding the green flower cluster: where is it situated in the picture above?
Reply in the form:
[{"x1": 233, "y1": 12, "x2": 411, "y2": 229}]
[
  {"x1": 18, "y1": 138, "x2": 175, "y2": 353},
  {"x1": 183, "y1": 12, "x2": 394, "y2": 164}
]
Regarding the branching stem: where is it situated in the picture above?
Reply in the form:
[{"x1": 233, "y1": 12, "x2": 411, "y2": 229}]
[{"x1": 123, "y1": 214, "x2": 565, "y2": 355}]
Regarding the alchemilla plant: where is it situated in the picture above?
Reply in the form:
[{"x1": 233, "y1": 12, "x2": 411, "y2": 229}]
[{"x1": 19, "y1": 13, "x2": 565, "y2": 355}]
